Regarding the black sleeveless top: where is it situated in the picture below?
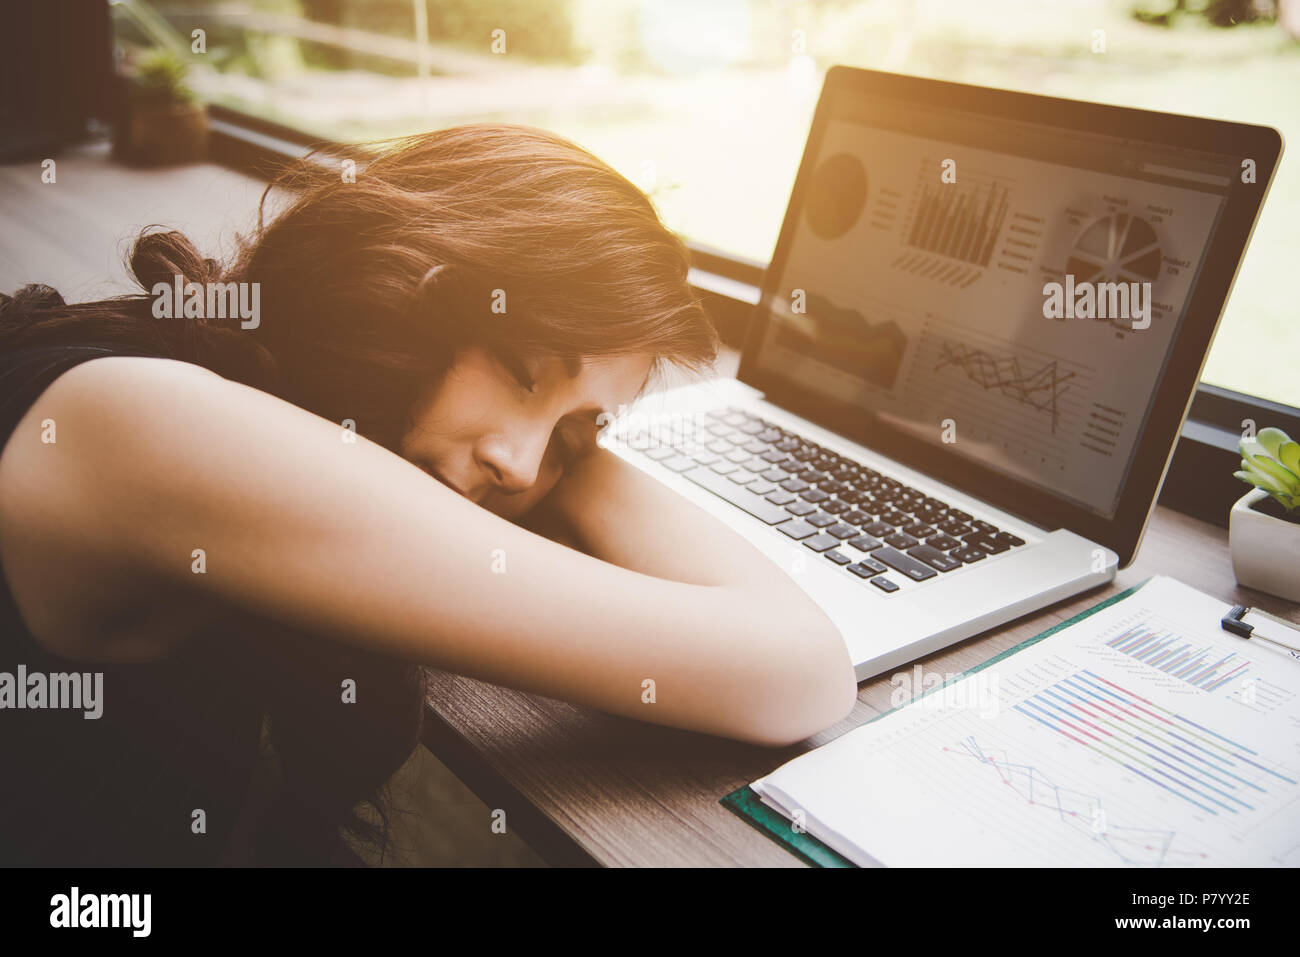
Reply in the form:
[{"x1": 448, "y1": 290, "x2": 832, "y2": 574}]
[{"x1": 0, "y1": 345, "x2": 263, "y2": 866}]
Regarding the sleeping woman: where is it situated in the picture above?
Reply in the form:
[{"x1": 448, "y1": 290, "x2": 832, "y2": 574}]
[{"x1": 0, "y1": 124, "x2": 856, "y2": 866}]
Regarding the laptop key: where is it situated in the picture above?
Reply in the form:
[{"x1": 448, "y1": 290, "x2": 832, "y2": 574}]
[
  {"x1": 874, "y1": 547, "x2": 938, "y2": 581},
  {"x1": 778, "y1": 520, "x2": 817, "y2": 540},
  {"x1": 870, "y1": 576, "x2": 900, "y2": 593},
  {"x1": 908, "y1": 544, "x2": 962, "y2": 572},
  {"x1": 691, "y1": 453, "x2": 719, "y2": 466},
  {"x1": 951, "y1": 546, "x2": 988, "y2": 563},
  {"x1": 827, "y1": 523, "x2": 858, "y2": 539},
  {"x1": 747, "y1": 480, "x2": 777, "y2": 495},
  {"x1": 937, "y1": 519, "x2": 971, "y2": 536},
  {"x1": 864, "y1": 521, "x2": 894, "y2": 537},
  {"x1": 843, "y1": 509, "x2": 872, "y2": 525},
  {"x1": 803, "y1": 533, "x2": 841, "y2": 552},
  {"x1": 822, "y1": 499, "x2": 850, "y2": 514},
  {"x1": 710, "y1": 461, "x2": 739, "y2": 475},
  {"x1": 926, "y1": 533, "x2": 960, "y2": 551},
  {"x1": 786, "y1": 501, "x2": 817, "y2": 516},
  {"x1": 848, "y1": 535, "x2": 884, "y2": 551},
  {"x1": 780, "y1": 478, "x2": 811, "y2": 493},
  {"x1": 802, "y1": 488, "x2": 830, "y2": 503},
  {"x1": 725, "y1": 449, "x2": 751, "y2": 463},
  {"x1": 963, "y1": 533, "x2": 1009, "y2": 554},
  {"x1": 728, "y1": 470, "x2": 757, "y2": 485},
  {"x1": 807, "y1": 512, "x2": 838, "y2": 528},
  {"x1": 760, "y1": 468, "x2": 790, "y2": 482},
  {"x1": 824, "y1": 549, "x2": 852, "y2": 565},
  {"x1": 885, "y1": 532, "x2": 918, "y2": 549},
  {"x1": 760, "y1": 449, "x2": 787, "y2": 463},
  {"x1": 682, "y1": 466, "x2": 793, "y2": 525},
  {"x1": 901, "y1": 523, "x2": 935, "y2": 538},
  {"x1": 663, "y1": 455, "x2": 703, "y2": 472},
  {"x1": 644, "y1": 446, "x2": 676, "y2": 461},
  {"x1": 766, "y1": 490, "x2": 797, "y2": 505},
  {"x1": 992, "y1": 531, "x2": 1026, "y2": 548}
]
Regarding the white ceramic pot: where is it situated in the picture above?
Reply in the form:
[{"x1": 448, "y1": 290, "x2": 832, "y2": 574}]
[{"x1": 1229, "y1": 487, "x2": 1300, "y2": 602}]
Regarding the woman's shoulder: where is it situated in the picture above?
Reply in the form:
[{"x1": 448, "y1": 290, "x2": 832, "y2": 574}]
[{"x1": 0, "y1": 343, "x2": 179, "y2": 433}]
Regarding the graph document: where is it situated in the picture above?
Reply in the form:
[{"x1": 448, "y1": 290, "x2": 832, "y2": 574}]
[{"x1": 750, "y1": 577, "x2": 1300, "y2": 867}]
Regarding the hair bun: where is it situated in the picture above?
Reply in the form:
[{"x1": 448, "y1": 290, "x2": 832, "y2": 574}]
[
  {"x1": 129, "y1": 227, "x2": 223, "y2": 293},
  {"x1": 0, "y1": 283, "x2": 66, "y2": 316}
]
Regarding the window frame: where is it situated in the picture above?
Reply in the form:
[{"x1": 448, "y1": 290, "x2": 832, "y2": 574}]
[{"x1": 204, "y1": 107, "x2": 1298, "y2": 530}]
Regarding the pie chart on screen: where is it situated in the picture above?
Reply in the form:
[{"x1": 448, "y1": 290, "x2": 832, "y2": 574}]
[
  {"x1": 805, "y1": 152, "x2": 868, "y2": 240},
  {"x1": 1065, "y1": 213, "x2": 1163, "y2": 284}
]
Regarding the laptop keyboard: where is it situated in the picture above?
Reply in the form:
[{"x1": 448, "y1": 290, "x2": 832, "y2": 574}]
[{"x1": 629, "y1": 406, "x2": 1027, "y2": 594}]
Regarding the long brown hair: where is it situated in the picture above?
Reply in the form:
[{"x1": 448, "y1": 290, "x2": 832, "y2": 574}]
[{"x1": 1, "y1": 123, "x2": 719, "y2": 864}]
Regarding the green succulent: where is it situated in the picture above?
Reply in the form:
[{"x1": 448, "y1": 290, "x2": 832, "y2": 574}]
[
  {"x1": 130, "y1": 48, "x2": 197, "y2": 106},
  {"x1": 1236, "y1": 426, "x2": 1300, "y2": 513}
]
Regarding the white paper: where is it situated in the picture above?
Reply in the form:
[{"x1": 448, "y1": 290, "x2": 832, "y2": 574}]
[{"x1": 752, "y1": 576, "x2": 1300, "y2": 867}]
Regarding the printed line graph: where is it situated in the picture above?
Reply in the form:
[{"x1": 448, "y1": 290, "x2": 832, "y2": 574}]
[
  {"x1": 944, "y1": 735, "x2": 1194, "y2": 866},
  {"x1": 854, "y1": 702, "x2": 1225, "y2": 866}
]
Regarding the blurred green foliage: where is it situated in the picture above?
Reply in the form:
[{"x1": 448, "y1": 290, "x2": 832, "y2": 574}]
[{"x1": 130, "y1": 47, "x2": 197, "y2": 105}]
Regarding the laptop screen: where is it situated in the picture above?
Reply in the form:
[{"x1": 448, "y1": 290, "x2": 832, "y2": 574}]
[{"x1": 749, "y1": 87, "x2": 1242, "y2": 520}]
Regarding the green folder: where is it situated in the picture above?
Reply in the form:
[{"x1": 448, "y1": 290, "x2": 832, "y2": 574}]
[{"x1": 720, "y1": 579, "x2": 1148, "y2": 867}]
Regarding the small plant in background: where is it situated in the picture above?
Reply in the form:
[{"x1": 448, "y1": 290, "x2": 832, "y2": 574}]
[
  {"x1": 114, "y1": 47, "x2": 208, "y2": 166},
  {"x1": 129, "y1": 48, "x2": 198, "y2": 108},
  {"x1": 1235, "y1": 426, "x2": 1300, "y2": 513}
]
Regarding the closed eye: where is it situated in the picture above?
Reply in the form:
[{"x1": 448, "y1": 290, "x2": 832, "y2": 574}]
[{"x1": 501, "y1": 353, "x2": 537, "y2": 394}]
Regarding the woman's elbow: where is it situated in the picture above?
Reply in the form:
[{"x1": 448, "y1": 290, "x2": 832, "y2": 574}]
[{"x1": 734, "y1": 626, "x2": 859, "y2": 748}]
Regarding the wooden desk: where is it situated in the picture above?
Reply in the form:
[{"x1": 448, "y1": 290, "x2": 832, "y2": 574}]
[{"x1": 423, "y1": 496, "x2": 1300, "y2": 867}]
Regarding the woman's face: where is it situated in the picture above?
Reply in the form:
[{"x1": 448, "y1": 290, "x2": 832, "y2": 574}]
[{"x1": 399, "y1": 346, "x2": 654, "y2": 520}]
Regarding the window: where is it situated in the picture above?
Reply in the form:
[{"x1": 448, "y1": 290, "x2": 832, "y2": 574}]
[{"x1": 111, "y1": 0, "x2": 1299, "y2": 408}]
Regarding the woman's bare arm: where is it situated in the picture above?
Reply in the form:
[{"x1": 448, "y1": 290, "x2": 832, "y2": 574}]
[
  {"x1": 0, "y1": 357, "x2": 857, "y2": 746},
  {"x1": 525, "y1": 443, "x2": 818, "y2": 591}
]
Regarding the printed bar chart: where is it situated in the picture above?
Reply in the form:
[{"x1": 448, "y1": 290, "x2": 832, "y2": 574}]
[
  {"x1": 1106, "y1": 624, "x2": 1250, "y2": 691},
  {"x1": 1012, "y1": 669, "x2": 1295, "y2": 818}
]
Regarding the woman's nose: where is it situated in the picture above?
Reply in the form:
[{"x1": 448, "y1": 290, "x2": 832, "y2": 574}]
[{"x1": 476, "y1": 432, "x2": 549, "y2": 494}]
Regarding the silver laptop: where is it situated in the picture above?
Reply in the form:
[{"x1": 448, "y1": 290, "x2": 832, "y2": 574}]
[{"x1": 605, "y1": 66, "x2": 1281, "y2": 680}]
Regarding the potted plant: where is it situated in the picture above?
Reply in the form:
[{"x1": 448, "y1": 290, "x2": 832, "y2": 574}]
[
  {"x1": 1230, "y1": 426, "x2": 1300, "y2": 602},
  {"x1": 114, "y1": 48, "x2": 208, "y2": 166}
]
